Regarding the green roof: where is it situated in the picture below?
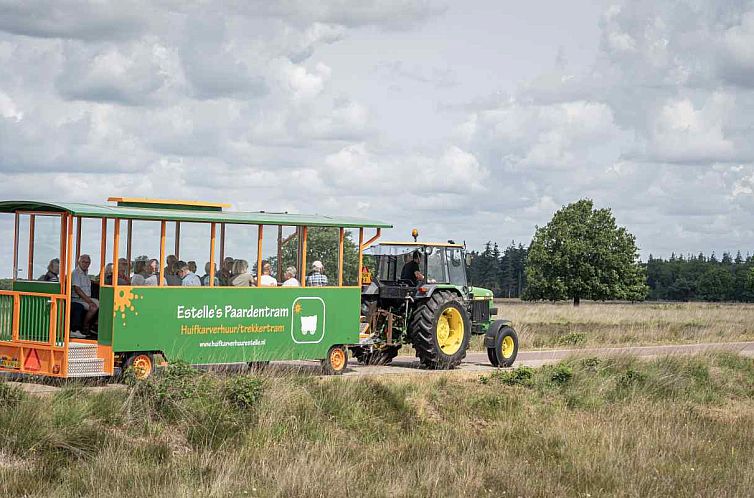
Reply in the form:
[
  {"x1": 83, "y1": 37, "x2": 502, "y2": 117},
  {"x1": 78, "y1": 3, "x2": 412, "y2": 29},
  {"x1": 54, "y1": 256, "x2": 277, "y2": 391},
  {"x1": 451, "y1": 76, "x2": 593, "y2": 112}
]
[{"x1": 0, "y1": 201, "x2": 391, "y2": 229}]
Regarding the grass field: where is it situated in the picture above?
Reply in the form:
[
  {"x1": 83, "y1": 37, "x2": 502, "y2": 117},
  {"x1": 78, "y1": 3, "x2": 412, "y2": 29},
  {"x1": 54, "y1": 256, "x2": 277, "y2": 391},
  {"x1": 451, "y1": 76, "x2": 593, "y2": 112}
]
[
  {"x1": 466, "y1": 301, "x2": 754, "y2": 351},
  {"x1": 1, "y1": 352, "x2": 754, "y2": 497}
]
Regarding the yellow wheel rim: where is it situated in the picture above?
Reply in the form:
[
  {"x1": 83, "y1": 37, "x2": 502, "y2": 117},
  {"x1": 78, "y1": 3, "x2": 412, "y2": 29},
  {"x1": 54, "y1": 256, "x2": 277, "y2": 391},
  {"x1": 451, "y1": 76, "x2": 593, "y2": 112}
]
[
  {"x1": 502, "y1": 335, "x2": 515, "y2": 358},
  {"x1": 330, "y1": 348, "x2": 346, "y2": 371},
  {"x1": 437, "y1": 307, "x2": 464, "y2": 355},
  {"x1": 131, "y1": 355, "x2": 153, "y2": 380}
]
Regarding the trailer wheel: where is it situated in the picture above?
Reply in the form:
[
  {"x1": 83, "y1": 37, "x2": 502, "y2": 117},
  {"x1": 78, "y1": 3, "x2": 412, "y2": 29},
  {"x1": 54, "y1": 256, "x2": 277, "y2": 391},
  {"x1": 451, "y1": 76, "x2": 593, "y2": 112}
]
[
  {"x1": 124, "y1": 352, "x2": 155, "y2": 380},
  {"x1": 490, "y1": 326, "x2": 519, "y2": 367},
  {"x1": 410, "y1": 291, "x2": 471, "y2": 369},
  {"x1": 321, "y1": 345, "x2": 348, "y2": 375}
]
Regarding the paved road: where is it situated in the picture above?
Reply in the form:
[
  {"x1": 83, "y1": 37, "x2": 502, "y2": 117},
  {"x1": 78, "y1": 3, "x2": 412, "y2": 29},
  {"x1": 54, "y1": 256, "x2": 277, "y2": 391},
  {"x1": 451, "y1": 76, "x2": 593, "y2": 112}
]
[
  {"x1": 6, "y1": 341, "x2": 754, "y2": 394},
  {"x1": 341, "y1": 341, "x2": 754, "y2": 377}
]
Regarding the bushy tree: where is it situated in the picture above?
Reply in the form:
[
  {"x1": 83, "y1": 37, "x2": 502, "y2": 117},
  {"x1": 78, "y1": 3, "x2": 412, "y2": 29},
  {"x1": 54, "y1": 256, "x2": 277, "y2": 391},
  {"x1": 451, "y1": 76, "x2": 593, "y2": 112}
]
[{"x1": 524, "y1": 199, "x2": 648, "y2": 306}]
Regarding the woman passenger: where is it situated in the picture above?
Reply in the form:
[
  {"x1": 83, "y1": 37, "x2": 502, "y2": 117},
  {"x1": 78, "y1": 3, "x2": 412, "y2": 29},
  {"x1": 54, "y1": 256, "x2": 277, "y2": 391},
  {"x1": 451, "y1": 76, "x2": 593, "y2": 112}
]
[
  {"x1": 38, "y1": 258, "x2": 60, "y2": 282},
  {"x1": 165, "y1": 261, "x2": 182, "y2": 286},
  {"x1": 230, "y1": 259, "x2": 255, "y2": 287}
]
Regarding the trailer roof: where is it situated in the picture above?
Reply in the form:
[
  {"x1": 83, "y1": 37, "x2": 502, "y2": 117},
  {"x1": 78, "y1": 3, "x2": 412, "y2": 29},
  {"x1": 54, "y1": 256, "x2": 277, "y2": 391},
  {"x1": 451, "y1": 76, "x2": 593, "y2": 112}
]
[{"x1": 0, "y1": 200, "x2": 392, "y2": 229}]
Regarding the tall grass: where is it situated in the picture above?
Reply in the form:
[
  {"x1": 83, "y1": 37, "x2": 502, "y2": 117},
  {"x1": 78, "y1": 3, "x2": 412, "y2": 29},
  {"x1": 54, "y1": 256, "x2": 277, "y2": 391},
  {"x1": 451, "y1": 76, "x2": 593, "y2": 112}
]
[
  {"x1": 1, "y1": 353, "x2": 753, "y2": 496},
  {"x1": 468, "y1": 301, "x2": 754, "y2": 350}
]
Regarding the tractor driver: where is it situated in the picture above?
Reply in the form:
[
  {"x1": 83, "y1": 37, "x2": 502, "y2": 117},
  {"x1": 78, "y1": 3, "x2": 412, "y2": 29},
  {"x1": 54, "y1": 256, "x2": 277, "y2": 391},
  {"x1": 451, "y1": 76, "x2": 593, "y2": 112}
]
[{"x1": 400, "y1": 250, "x2": 425, "y2": 286}]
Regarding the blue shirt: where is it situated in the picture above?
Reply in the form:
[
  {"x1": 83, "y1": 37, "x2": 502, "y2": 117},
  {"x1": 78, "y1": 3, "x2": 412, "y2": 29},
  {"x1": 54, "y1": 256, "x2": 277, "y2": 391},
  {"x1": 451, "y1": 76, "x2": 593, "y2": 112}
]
[{"x1": 182, "y1": 271, "x2": 202, "y2": 287}]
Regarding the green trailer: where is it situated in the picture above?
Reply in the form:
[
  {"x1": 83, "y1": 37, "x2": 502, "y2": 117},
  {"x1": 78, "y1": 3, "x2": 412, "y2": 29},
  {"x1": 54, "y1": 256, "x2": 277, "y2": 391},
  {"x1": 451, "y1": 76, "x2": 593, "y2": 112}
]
[{"x1": 0, "y1": 198, "x2": 389, "y2": 378}]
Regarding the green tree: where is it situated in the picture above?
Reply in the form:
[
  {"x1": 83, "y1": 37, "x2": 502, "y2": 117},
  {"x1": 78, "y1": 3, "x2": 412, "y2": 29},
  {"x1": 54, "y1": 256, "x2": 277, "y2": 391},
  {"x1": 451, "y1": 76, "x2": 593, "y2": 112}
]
[
  {"x1": 524, "y1": 199, "x2": 648, "y2": 306},
  {"x1": 280, "y1": 227, "x2": 360, "y2": 285}
]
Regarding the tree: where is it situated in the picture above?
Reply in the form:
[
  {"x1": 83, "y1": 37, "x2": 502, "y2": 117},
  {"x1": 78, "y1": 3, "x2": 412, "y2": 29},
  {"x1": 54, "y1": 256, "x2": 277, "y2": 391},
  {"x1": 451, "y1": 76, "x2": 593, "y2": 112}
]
[
  {"x1": 279, "y1": 227, "x2": 360, "y2": 285},
  {"x1": 523, "y1": 199, "x2": 648, "y2": 306}
]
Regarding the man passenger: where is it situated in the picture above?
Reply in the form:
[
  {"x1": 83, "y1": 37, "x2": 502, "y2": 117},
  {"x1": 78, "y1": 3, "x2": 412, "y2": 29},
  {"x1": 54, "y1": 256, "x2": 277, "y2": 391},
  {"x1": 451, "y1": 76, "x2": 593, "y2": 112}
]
[
  {"x1": 400, "y1": 250, "x2": 425, "y2": 286},
  {"x1": 72, "y1": 254, "x2": 98, "y2": 338},
  {"x1": 306, "y1": 260, "x2": 328, "y2": 287},
  {"x1": 177, "y1": 261, "x2": 201, "y2": 286},
  {"x1": 219, "y1": 257, "x2": 234, "y2": 286},
  {"x1": 201, "y1": 262, "x2": 219, "y2": 286}
]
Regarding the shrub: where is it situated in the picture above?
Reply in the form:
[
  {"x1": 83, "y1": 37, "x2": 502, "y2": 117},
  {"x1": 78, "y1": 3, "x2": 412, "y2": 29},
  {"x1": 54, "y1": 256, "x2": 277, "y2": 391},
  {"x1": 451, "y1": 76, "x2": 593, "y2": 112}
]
[
  {"x1": 225, "y1": 375, "x2": 263, "y2": 409},
  {"x1": 490, "y1": 366, "x2": 535, "y2": 387},
  {"x1": 0, "y1": 381, "x2": 25, "y2": 406}
]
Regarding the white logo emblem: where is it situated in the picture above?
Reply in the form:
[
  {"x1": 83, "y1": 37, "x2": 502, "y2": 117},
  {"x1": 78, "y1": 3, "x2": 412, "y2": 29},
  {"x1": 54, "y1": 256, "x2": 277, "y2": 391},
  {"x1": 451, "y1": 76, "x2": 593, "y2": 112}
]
[{"x1": 300, "y1": 315, "x2": 318, "y2": 335}]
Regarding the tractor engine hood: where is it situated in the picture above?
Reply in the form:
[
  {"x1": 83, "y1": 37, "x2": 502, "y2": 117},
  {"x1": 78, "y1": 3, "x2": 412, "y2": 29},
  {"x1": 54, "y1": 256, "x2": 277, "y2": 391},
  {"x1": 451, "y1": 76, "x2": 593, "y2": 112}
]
[{"x1": 469, "y1": 287, "x2": 494, "y2": 300}]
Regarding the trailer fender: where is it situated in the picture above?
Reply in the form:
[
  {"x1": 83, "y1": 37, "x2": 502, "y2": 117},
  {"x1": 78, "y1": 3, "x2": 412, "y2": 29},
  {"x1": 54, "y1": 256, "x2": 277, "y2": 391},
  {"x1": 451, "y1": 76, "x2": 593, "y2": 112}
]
[{"x1": 484, "y1": 319, "x2": 512, "y2": 348}]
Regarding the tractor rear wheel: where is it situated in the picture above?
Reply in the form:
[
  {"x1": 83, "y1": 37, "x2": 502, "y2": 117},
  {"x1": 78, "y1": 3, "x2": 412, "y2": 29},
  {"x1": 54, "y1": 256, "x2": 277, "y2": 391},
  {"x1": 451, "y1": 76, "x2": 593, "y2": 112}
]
[{"x1": 410, "y1": 291, "x2": 471, "y2": 369}]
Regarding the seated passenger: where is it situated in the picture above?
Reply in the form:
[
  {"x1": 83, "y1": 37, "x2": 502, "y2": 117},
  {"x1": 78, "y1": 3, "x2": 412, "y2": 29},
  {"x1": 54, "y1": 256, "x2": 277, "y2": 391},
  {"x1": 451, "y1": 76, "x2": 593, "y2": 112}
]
[
  {"x1": 144, "y1": 259, "x2": 160, "y2": 286},
  {"x1": 305, "y1": 260, "x2": 328, "y2": 287},
  {"x1": 260, "y1": 262, "x2": 277, "y2": 287},
  {"x1": 131, "y1": 259, "x2": 149, "y2": 286},
  {"x1": 165, "y1": 261, "x2": 182, "y2": 286},
  {"x1": 201, "y1": 262, "x2": 219, "y2": 286},
  {"x1": 104, "y1": 258, "x2": 130, "y2": 285},
  {"x1": 72, "y1": 254, "x2": 98, "y2": 338},
  {"x1": 400, "y1": 250, "x2": 425, "y2": 286},
  {"x1": 177, "y1": 261, "x2": 201, "y2": 286},
  {"x1": 219, "y1": 257, "x2": 234, "y2": 286},
  {"x1": 164, "y1": 255, "x2": 177, "y2": 277},
  {"x1": 282, "y1": 266, "x2": 300, "y2": 287},
  {"x1": 230, "y1": 259, "x2": 255, "y2": 287},
  {"x1": 38, "y1": 258, "x2": 60, "y2": 282},
  {"x1": 188, "y1": 261, "x2": 197, "y2": 274}
]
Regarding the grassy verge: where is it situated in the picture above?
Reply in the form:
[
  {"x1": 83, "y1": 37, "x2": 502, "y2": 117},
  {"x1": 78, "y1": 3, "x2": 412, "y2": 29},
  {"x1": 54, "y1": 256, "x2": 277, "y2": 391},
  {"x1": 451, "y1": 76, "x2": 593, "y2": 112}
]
[
  {"x1": 467, "y1": 301, "x2": 754, "y2": 351},
  {"x1": 1, "y1": 353, "x2": 754, "y2": 496}
]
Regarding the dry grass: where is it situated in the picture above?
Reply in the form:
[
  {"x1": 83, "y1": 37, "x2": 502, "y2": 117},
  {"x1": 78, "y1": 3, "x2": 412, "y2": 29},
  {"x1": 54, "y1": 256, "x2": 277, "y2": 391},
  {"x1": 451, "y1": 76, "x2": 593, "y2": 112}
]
[
  {"x1": 1, "y1": 353, "x2": 754, "y2": 497},
  {"x1": 467, "y1": 300, "x2": 754, "y2": 351}
]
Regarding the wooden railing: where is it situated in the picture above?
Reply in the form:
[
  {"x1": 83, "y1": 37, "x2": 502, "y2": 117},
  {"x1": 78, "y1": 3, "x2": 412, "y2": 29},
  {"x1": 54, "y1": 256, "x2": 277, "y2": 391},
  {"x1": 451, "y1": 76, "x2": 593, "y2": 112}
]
[{"x1": 0, "y1": 291, "x2": 67, "y2": 347}]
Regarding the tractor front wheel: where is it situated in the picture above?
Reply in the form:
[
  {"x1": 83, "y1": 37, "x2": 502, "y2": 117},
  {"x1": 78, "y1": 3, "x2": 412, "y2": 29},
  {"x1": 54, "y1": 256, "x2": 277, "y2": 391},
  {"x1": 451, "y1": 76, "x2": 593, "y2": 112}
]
[
  {"x1": 410, "y1": 292, "x2": 471, "y2": 369},
  {"x1": 487, "y1": 326, "x2": 519, "y2": 367}
]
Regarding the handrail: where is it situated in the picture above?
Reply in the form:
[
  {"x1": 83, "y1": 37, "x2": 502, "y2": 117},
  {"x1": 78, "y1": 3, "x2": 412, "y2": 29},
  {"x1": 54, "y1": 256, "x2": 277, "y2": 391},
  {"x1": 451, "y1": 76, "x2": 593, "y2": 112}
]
[{"x1": 0, "y1": 290, "x2": 68, "y2": 347}]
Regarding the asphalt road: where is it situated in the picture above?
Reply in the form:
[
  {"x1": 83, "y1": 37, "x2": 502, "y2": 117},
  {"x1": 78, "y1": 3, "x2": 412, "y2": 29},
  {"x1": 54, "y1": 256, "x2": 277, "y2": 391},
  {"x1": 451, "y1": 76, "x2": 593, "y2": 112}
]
[{"x1": 6, "y1": 341, "x2": 754, "y2": 394}]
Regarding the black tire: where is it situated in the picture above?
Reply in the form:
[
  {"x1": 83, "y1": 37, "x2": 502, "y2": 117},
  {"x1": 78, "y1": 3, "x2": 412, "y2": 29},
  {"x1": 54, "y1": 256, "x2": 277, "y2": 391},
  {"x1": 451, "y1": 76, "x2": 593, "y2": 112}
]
[
  {"x1": 410, "y1": 291, "x2": 471, "y2": 369},
  {"x1": 123, "y1": 352, "x2": 155, "y2": 380},
  {"x1": 321, "y1": 345, "x2": 348, "y2": 375},
  {"x1": 492, "y1": 326, "x2": 519, "y2": 367},
  {"x1": 487, "y1": 347, "x2": 500, "y2": 367},
  {"x1": 354, "y1": 345, "x2": 400, "y2": 366}
]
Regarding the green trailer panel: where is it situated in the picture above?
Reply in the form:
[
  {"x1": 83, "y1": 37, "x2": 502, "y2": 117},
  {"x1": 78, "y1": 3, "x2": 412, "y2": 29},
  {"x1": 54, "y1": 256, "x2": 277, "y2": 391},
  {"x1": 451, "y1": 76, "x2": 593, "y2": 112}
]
[{"x1": 110, "y1": 287, "x2": 360, "y2": 364}]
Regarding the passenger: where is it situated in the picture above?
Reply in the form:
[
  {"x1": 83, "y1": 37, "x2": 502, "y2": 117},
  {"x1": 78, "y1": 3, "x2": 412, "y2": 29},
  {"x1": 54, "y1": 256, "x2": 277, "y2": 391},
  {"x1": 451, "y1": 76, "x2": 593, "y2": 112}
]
[
  {"x1": 188, "y1": 261, "x2": 197, "y2": 274},
  {"x1": 165, "y1": 260, "x2": 182, "y2": 286},
  {"x1": 130, "y1": 259, "x2": 149, "y2": 286},
  {"x1": 260, "y1": 262, "x2": 277, "y2": 287},
  {"x1": 282, "y1": 266, "x2": 300, "y2": 287},
  {"x1": 105, "y1": 258, "x2": 130, "y2": 285},
  {"x1": 219, "y1": 257, "x2": 234, "y2": 286},
  {"x1": 230, "y1": 259, "x2": 255, "y2": 287},
  {"x1": 177, "y1": 261, "x2": 201, "y2": 286},
  {"x1": 306, "y1": 260, "x2": 328, "y2": 287},
  {"x1": 164, "y1": 255, "x2": 177, "y2": 277},
  {"x1": 38, "y1": 258, "x2": 60, "y2": 282},
  {"x1": 144, "y1": 259, "x2": 160, "y2": 286},
  {"x1": 71, "y1": 254, "x2": 98, "y2": 338},
  {"x1": 400, "y1": 250, "x2": 424, "y2": 286},
  {"x1": 201, "y1": 262, "x2": 219, "y2": 286}
]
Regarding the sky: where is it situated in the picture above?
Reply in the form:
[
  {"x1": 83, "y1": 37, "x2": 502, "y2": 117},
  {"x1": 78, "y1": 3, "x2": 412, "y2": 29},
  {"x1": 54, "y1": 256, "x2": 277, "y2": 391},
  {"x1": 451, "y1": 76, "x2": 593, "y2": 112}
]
[{"x1": 2, "y1": 0, "x2": 754, "y2": 268}]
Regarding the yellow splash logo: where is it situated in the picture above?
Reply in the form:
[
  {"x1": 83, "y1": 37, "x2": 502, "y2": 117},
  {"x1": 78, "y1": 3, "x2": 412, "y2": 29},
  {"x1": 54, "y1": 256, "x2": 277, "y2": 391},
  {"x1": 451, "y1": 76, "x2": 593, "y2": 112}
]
[{"x1": 113, "y1": 287, "x2": 142, "y2": 326}]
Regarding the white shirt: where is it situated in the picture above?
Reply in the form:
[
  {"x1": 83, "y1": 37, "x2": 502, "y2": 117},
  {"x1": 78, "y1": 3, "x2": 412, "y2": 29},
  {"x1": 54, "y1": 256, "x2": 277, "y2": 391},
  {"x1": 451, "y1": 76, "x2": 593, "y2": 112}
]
[
  {"x1": 282, "y1": 277, "x2": 300, "y2": 287},
  {"x1": 131, "y1": 273, "x2": 146, "y2": 286},
  {"x1": 260, "y1": 274, "x2": 278, "y2": 286},
  {"x1": 71, "y1": 267, "x2": 91, "y2": 303}
]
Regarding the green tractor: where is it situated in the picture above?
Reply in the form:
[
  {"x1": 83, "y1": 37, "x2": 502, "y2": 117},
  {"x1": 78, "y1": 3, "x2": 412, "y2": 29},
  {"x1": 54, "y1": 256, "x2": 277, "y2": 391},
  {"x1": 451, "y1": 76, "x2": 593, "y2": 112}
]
[{"x1": 353, "y1": 240, "x2": 519, "y2": 369}]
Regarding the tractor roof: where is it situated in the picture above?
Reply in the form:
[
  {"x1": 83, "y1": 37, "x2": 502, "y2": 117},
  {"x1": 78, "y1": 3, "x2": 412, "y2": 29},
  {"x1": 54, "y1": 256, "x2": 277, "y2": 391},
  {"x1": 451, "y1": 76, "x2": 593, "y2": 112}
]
[{"x1": 375, "y1": 241, "x2": 463, "y2": 248}]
